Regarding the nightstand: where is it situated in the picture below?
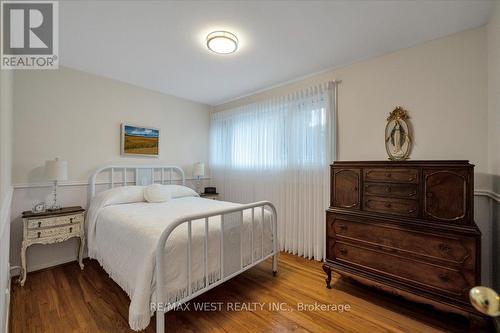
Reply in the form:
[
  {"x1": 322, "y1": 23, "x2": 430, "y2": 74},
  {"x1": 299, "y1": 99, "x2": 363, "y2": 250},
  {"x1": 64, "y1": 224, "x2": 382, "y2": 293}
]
[
  {"x1": 19, "y1": 206, "x2": 85, "y2": 286},
  {"x1": 200, "y1": 192, "x2": 219, "y2": 200}
]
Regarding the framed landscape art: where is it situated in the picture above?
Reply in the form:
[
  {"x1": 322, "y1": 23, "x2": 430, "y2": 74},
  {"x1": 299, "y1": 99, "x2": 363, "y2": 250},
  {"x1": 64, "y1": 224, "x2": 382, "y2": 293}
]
[{"x1": 121, "y1": 124, "x2": 159, "y2": 157}]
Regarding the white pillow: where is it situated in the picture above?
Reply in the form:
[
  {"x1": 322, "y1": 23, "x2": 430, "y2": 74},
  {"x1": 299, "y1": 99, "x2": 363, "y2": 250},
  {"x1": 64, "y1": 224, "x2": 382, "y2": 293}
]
[
  {"x1": 166, "y1": 184, "x2": 199, "y2": 198},
  {"x1": 144, "y1": 184, "x2": 172, "y2": 203},
  {"x1": 96, "y1": 185, "x2": 145, "y2": 206}
]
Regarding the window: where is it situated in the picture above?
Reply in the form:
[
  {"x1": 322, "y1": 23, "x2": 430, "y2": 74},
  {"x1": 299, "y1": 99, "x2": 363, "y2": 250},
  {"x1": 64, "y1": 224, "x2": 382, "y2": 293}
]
[{"x1": 210, "y1": 96, "x2": 327, "y2": 170}]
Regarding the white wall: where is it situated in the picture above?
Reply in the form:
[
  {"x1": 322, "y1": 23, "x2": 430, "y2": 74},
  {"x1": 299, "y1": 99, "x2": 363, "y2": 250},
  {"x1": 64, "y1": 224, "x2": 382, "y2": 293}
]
[
  {"x1": 0, "y1": 70, "x2": 14, "y2": 333},
  {"x1": 10, "y1": 66, "x2": 211, "y2": 274},
  {"x1": 486, "y1": 0, "x2": 500, "y2": 291},
  {"x1": 488, "y1": 1, "x2": 500, "y2": 177},
  {"x1": 216, "y1": 27, "x2": 488, "y2": 173},
  {"x1": 0, "y1": 73, "x2": 13, "y2": 204},
  {"x1": 13, "y1": 66, "x2": 211, "y2": 184}
]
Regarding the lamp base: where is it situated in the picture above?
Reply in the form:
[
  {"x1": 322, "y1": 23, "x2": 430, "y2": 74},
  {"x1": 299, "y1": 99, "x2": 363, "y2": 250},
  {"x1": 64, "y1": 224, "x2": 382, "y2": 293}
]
[{"x1": 48, "y1": 180, "x2": 62, "y2": 212}]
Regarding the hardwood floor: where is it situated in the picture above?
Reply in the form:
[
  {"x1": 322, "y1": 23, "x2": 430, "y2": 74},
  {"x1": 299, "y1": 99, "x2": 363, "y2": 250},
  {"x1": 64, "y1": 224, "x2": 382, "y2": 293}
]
[{"x1": 10, "y1": 252, "x2": 481, "y2": 333}]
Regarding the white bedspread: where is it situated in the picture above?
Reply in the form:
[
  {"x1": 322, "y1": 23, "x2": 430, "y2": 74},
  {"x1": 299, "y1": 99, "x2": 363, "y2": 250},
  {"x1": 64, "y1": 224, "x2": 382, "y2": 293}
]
[{"x1": 86, "y1": 195, "x2": 274, "y2": 331}]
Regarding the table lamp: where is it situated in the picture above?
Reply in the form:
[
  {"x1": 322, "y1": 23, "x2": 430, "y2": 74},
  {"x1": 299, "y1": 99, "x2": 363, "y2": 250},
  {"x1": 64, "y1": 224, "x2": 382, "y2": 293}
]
[
  {"x1": 45, "y1": 158, "x2": 68, "y2": 211},
  {"x1": 193, "y1": 162, "x2": 205, "y2": 194}
]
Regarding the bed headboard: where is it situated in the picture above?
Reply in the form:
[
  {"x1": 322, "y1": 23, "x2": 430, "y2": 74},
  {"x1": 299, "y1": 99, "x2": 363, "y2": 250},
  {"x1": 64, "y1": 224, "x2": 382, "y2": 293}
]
[{"x1": 89, "y1": 165, "x2": 185, "y2": 198}]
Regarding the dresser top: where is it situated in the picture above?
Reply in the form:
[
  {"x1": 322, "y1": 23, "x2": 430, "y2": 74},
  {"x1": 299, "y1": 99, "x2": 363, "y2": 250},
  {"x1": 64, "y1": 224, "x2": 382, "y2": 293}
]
[
  {"x1": 332, "y1": 160, "x2": 473, "y2": 167},
  {"x1": 22, "y1": 206, "x2": 85, "y2": 218}
]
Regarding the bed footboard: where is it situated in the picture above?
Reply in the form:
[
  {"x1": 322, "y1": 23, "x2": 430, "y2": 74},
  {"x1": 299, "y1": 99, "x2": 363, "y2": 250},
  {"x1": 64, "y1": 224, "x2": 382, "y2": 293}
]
[{"x1": 154, "y1": 201, "x2": 278, "y2": 333}]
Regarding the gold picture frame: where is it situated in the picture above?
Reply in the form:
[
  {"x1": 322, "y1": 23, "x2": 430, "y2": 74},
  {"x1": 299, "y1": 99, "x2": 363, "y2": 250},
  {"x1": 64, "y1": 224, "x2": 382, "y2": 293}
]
[{"x1": 385, "y1": 106, "x2": 412, "y2": 161}]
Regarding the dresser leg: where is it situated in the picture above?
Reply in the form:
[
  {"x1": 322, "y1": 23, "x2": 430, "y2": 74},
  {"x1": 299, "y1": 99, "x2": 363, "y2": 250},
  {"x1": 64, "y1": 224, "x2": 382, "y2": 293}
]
[
  {"x1": 322, "y1": 264, "x2": 332, "y2": 289},
  {"x1": 19, "y1": 243, "x2": 27, "y2": 286},
  {"x1": 78, "y1": 236, "x2": 85, "y2": 270}
]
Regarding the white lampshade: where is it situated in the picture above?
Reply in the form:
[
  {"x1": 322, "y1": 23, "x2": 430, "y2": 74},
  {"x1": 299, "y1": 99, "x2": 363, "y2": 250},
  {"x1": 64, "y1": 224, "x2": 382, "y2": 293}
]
[
  {"x1": 45, "y1": 158, "x2": 68, "y2": 181},
  {"x1": 193, "y1": 162, "x2": 205, "y2": 178}
]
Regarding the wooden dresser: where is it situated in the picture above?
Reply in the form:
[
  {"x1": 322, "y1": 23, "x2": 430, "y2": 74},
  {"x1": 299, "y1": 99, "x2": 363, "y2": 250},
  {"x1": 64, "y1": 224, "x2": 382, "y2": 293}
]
[{"x1": 323, "y1": 160, "x2": 483, "y2": 323}]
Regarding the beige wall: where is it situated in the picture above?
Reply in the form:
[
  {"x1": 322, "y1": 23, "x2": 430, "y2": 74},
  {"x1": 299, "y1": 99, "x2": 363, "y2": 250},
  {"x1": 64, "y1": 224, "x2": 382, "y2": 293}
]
[
  {"x1": 214, "y1": 26, "x2": 498, "y2": 286},
  {"x1": 13, "y1": 66, "x2": 211, "y2": 185},
  {"x1": 216, "y1": 27, "x2": 489, "y2": 173},
  {"x1": 0, "y1": 71, "x2": 13, "y2": 202},
  {"x1": 488, "y1": 1, "x2": 500, "y2": 177},
  {"x1": 486, "y1": 0, "x2": 500, "y2": 291},
  {"x1": 10, "y1": 66, "x2": 211, "y2": 275},
  {"x1": 0, "y1": 70, "x2": 13, "y2": 333}
]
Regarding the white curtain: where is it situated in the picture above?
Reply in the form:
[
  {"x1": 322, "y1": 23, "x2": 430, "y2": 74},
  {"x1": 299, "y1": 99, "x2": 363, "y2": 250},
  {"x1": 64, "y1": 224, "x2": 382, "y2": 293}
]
[{"x1": 210, "y1": 82, "x2": 337, "y2": 261}]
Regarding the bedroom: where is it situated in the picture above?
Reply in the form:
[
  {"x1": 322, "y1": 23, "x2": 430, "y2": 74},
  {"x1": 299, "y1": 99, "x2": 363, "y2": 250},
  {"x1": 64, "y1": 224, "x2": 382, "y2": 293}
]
[{"x1": 0, "y1": 0, "x2": 499, "y2": 332}]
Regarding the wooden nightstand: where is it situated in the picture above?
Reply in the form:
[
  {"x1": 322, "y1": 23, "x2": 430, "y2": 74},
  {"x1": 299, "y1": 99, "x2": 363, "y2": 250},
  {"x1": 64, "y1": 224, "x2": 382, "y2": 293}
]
[
  {"x1": 19, "y1": 206, "x2": 85, "y2": 286},
  {"x1": 200, "y1": 192, "x2": 219, "y2": 200}
]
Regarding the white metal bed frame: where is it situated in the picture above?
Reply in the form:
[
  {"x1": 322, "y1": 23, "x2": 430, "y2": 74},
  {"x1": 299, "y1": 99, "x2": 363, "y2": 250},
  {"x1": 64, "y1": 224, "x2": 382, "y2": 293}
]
[{"x1": 89, "y1": 165, "x2": 278, "y2": 333}]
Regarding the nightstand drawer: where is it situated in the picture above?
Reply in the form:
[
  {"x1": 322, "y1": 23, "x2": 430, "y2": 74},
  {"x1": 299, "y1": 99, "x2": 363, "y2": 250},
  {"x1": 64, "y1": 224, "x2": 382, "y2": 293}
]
[
  {"x1": 56, "y1": 213, "x2": 83, "y2": 226},
  {"x1": 27, "y1": 224, "x2": 81, "y2": 240},
  {"x1": 27, "y1": 213, "x2": 83, "y2": 229}
]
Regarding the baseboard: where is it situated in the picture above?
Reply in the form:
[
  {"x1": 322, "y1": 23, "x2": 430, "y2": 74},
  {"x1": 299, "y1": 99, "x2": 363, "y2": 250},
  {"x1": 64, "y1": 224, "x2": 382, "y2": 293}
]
[{"x1": 9, "y1": 255, "x2": 88, "y2": 278}]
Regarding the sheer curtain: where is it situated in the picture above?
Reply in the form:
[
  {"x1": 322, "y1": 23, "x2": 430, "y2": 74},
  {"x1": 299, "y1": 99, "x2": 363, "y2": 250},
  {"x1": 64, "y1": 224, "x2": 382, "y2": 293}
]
[{"x1": 210, "y1": 82, "x2": 337, "y2": 261}]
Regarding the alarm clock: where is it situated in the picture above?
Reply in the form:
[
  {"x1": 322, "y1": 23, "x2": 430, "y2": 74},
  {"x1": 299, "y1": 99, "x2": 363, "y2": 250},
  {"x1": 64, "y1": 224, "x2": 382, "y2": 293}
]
[{"x1": 32, "y1": 202, "x2": 46, "y2": 214}]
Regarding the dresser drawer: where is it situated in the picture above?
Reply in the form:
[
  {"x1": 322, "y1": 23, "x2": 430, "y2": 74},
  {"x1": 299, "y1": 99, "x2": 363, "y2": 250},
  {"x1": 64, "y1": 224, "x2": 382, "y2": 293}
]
[
  {"x1": 363, "y1": 196, "x2": 418, "y2": 217},
  {"x1": 27, "y1": 224, "x2": 81, "y2": 240},
  {"x1": 27, "y1": 213, "x2": 83, "y2": 229},
  {"x1": 364, "y1": 168, "x2": 419, "y2": 183},
  {"x1": 330, "y1": 241, "x2": 472, "y2": 298},
  {"x1": 328, "y1": 214, "x2": 476, "y2": 266},
  {"x1": 363, "y1": 182, "x2": 417, "y2": 199}
]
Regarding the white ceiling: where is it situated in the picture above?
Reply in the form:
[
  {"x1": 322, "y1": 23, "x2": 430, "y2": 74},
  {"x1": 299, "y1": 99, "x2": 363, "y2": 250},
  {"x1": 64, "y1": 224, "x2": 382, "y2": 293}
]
[{"x1": 60, "y1": 0, "x2": 494, "y2": 106}]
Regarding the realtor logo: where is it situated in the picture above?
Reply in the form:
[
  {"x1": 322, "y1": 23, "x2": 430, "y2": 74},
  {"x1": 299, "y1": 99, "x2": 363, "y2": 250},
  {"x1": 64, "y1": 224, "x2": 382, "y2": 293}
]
[{"x1": 1, "y1": 0, "x2": 58, "y2": 69}]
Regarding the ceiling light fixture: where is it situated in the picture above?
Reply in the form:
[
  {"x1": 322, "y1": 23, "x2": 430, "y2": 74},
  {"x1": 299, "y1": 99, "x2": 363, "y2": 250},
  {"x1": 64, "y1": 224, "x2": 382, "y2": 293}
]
[{"x1": 206, "y1": 31, "x2": 238, "y2": 54}]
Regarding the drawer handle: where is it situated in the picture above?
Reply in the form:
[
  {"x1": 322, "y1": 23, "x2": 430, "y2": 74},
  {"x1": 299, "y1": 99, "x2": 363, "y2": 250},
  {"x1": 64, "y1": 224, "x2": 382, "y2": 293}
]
[
  {"x1": 408, "y1": 177, "x2": 415, "y2": 181},
  {"x1": 408, "y1": 191, "x2": 417, "y2": 197},
  {"x1": 438, "y1": 273, "x2": 450, "y2": 282},
  {"x1": 407, "y1": 208, "x2": 417, "y2": 214},
  {"x1": 38, "y1": 221, "x2": 41, "y2": 228},
  {"x1": 69, "y1": 227, "x2": 73, "y2": 233},
  {"x1": 339, "y1": 248, "x2": 348, "y2": 255},
  {"x1": 384, "y1": 202, "x2": 392, "y2": 208},
  {"x1": 70, "y1": 218, "x2": 73, "y2": 223},
  {"x1": 386, "y1": 173, "x2": 392, "y2": 178},
  {"x1": 439, "y1": 243, "x2": 452, "y2": 253},
  {"x1": 385, "y1": 186, "x2": 392, "y2": 193},
  {"x1": 338, "y1": 224, "x2": 348, "y2": 231},
  {"x1": 37, "y1": 231, "x2": 41, "y2": 238}
]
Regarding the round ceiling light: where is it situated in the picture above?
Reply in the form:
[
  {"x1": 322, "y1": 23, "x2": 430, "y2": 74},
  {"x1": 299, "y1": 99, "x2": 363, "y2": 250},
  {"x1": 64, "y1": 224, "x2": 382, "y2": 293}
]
[{"x1": 206, "y1": 31, "x2": 238, "y2": 54}]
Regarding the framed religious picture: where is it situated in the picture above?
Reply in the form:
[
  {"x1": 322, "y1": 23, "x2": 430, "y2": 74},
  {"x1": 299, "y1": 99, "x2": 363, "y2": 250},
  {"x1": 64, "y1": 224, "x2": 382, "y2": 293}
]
[{"x1": 385, "y1": 106, "x2": 412, "y2": 161}]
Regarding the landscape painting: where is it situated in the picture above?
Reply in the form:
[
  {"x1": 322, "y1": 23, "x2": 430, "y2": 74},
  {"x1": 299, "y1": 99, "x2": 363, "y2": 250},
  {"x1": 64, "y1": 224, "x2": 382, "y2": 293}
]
[{"x1": 121, "y1": 124, "x2": 159, "y2": 157}]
